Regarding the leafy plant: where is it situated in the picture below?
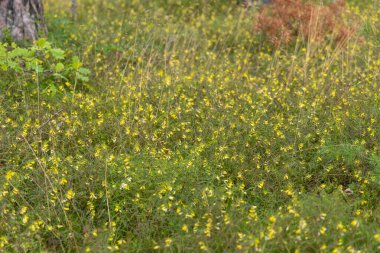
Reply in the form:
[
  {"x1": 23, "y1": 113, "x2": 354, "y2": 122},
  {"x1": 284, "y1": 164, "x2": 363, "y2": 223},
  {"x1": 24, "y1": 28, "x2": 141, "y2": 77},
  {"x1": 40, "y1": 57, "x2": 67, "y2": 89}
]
[
  {"x1": 368, "y1": 153, "x2": 380, "y2": 187},
  {"x1": 0, "y1": 38, "x2": 90, "y2": 92}
]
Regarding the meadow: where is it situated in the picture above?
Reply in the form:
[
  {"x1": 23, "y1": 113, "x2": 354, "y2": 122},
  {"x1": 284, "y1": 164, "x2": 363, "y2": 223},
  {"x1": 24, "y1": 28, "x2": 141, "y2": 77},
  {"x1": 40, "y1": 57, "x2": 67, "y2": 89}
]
[{"x1": 1, "y1": 0, "x2": 380, "y2": 252}]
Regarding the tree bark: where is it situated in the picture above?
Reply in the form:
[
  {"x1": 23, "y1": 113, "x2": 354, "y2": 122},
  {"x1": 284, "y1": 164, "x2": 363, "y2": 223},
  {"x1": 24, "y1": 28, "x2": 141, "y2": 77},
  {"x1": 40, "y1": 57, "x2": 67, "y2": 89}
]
[
  {"x1": 71, "y1": 0, "x2": 76, "y2": 21},
  {"x1": 0, "y1": 0, "x2": 47, "y2": 41},
  {"x1": 240, "y1": 0, "x2": 272, "y2": 7}
]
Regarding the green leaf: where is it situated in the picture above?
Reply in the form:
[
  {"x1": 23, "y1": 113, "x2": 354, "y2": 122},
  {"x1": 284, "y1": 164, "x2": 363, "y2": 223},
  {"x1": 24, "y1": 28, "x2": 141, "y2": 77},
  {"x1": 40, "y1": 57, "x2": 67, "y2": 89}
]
[
  {"x1": 53, "y1": 73, "x2": 68, "y2": 80},
  {"x1": 78, "y1": 67, "x2": 91, "y2": 75},
  {"x1": 35, "y1": 38, "x2": 49, "y2": 49},
  {"x1": 0, "y1": 44, "x2": 6, "y2": 59},
  {"x1": 1, "y1": 63, "x2": 7, "y2": 71},
  {"x1": 76, "y1": 73, "x2": 89, "y2": 82},
  {"x1": 8, "y1": 47, "x2": 31, "y2": 59},
  {"x1": 50, "y1": 48, "x2": 65, "y2": 60},
  {"x1": 76, "y1": 67, "x2": 91, "y2": 82},
  {"x1": 48, "y1": 83, "x2": 58, "y2": 96},
  {"x1": 7, "y1": 61, "x2": 21, "y2": 72},
  {"x1": 55, "y1": 62, "x2": 65, "y2": 72},
  {"x1": 72, "y1": 56, "x2": 82, "y2": 69}
]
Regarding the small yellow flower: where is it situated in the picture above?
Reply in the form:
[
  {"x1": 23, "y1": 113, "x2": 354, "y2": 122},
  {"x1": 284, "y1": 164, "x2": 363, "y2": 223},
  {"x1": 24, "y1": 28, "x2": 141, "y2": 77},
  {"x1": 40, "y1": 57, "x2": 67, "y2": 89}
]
[
  {"x1": 22, "y1": 215, "x2": 29, "y2": 224},
  {"x1": 199, "y1": 241, "x2": 208, "y2": 251},
  {"x1": 320, "y1": 226, "x2": 327, "y2": 235},
  {"x1": 374, "y1": 233, "x2": 380, "y2": 242},
  {"x1": 351, "y1": 219, "x2": 359, "y2": 228},
  {"x1": 181, "y1": 224, "x2": 188, "y2": 232},
  {"x1": 20, "y1": 206, "x2": 28, "y2": 214},
  {"x1": 164, "y1": 238, "x2": 172, "y2": 247},
  {"x1": 59, "y1": 178, "x2": 68, "y2": 185},
  {"x1": 5, "y1": 170, "x2": 16, "y2": 181},
  {"x1": 66, "y1": 189, "x2": 75, "y2": 200}
]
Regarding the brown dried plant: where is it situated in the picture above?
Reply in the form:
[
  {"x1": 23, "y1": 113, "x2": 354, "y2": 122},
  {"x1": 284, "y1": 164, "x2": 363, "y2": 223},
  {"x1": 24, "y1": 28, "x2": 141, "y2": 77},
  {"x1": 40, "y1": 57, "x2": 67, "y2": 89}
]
[{"x1": 255, "y1": 0, "x2": 356, "y2": 47}]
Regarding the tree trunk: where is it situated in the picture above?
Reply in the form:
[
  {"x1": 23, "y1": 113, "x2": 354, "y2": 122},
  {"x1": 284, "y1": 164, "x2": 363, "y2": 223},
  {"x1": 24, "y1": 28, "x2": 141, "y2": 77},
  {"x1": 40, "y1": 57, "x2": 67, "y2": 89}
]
[
  {"x1": 71, "y1": 0, "x2": 76, "y2": 21},
  {"x1": 240, "y1": 0, "x2": 271, "y2": 8},
  {"x1": 0, "y1": 0, "x2": 47, "y2": 41}
]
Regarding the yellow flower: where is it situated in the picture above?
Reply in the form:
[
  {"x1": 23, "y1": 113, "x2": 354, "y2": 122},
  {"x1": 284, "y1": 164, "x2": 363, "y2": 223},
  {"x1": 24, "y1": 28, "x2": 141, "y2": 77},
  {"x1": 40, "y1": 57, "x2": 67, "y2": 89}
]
[
  {"x1": 22, "y1": 215, "x2": 29, "y2": 224},
  {"x1": 20, "y1": 206, "x2": 28, "y2": 214},
  {"x1": 181, "y1": 225, "x2": 188, "y2": 232},
  {"x1": 374, "y1": 233, "x2": 380, "y2": 242},
  {"x1": 5, "y1": 170, "x2": 16, "y2": 181},
  {"x1": 198, "y1": 241, "x2": 208, "y2": 251},
  {"x1": 350, "y1": 219, "x2": 359, "y2": 228},
  {"x1": 320, "y1": 226, "x2": 327, "y2": 235},
  {"x1": 66, "y1": 189, "x2": 75, "y2": 200},
  {"x1": 164, "y1": 238, "x2": 172, "y2": 247}
]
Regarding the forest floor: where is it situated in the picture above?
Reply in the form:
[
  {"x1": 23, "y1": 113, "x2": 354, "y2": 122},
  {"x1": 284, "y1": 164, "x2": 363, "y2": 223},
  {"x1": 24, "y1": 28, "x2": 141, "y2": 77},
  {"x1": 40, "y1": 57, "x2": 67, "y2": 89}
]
[{"x1": 1, "y1": 0, "x2": 380, "y2": 252}]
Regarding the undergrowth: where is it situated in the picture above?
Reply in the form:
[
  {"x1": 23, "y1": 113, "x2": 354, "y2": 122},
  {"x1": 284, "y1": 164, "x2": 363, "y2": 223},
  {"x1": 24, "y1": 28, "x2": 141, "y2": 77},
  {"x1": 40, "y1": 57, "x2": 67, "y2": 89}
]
[{"x1": 0, "y1": 0, "x2": 380, "y2": 252}]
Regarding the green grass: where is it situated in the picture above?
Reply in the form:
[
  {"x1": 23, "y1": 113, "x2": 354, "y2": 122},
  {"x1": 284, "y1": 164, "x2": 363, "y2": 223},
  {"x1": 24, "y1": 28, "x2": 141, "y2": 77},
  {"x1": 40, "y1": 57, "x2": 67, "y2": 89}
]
[{"x1": 0, "y1": 0, "x2": 380, "y2": 252}]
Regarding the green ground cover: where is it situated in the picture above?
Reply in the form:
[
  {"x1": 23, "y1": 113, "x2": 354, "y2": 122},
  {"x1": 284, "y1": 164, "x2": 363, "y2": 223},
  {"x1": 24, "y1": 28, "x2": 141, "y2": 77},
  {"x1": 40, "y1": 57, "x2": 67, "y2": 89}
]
[{"x1": 1, "y1": 0, "x2": 380, "y2": 252}]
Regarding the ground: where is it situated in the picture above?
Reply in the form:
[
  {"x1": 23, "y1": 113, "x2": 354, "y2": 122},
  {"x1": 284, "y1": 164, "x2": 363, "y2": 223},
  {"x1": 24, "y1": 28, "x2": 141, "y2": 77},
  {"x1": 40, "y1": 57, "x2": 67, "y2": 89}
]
[{"x1": 0, "y1": 0, "x2": 380, "y2": 252}]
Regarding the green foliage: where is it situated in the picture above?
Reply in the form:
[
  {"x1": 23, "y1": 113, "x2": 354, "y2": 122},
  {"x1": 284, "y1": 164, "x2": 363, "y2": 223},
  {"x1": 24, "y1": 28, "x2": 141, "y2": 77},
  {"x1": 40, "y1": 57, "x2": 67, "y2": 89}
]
[
  {"x1": 0, "y1": 38, "x2": 90, "y2": 93},
  {"x1": 369, "y1": 153, "x2": 380, "y2": 187}
]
